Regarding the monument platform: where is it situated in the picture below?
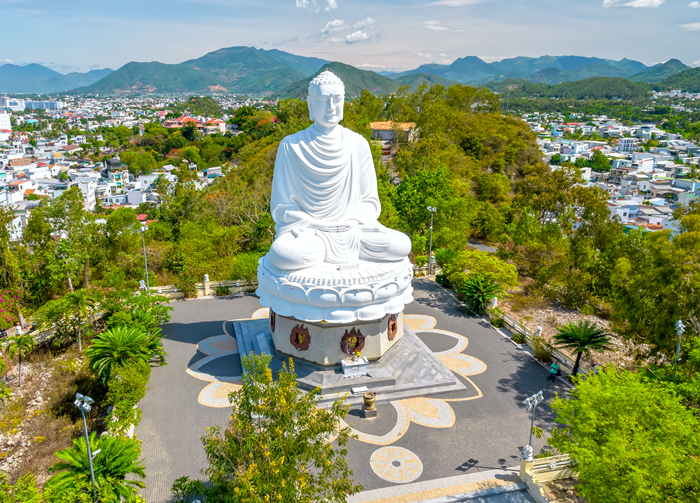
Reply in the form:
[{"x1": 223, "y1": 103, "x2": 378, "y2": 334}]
[
  {"x1": 233, "y1": 318, "x2": 466, "y2": 406},
  {"x1": 256, "y1": 255, "x2": 414, "y2": 324}
]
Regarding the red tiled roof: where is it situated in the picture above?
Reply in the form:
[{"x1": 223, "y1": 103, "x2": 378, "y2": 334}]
[{"x1": 136, "y1": 214, "x2": 148, "y2": 221}]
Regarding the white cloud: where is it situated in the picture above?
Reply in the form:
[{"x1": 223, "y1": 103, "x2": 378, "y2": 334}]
[
  {"x1": 424, "y1": 20, "x2": 450, "y2": 30},
  {"x1": 688, "y1": 1, "x2": 700, "y2": 6},
  {"x1": 296, "y1": 0, "x2": 338, "y2": 12},
  {"x1": 354, "y1": 17, "x2": 375, "y2": 29},
  {"x1": 693, "y1": 59, "x2": 700, "y2": 66},
  {"x1": 320, "y1": 19, "x2": 347, "y2": 36},
  {"x1": 681, "y1": 21, "x2": 700, "y2": 30},
  {"x1": 416, "y1": 52, "x2": 434, "y2": 60},
  {"x1": 602, "y1": 0, "x2": 664, "y2": 7},
  {"x1": 345, "y1": 30, "x2": 372, "y2": 43},
  {"x1": 430, "y1": 0, "x2": 484, "y2": 5}
]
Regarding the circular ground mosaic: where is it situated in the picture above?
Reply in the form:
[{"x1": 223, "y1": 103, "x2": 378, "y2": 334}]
[{"x1": 370, "y1": 447, "x2": 424, "y2": 484}]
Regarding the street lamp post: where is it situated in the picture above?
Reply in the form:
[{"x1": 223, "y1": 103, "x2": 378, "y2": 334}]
[
  {"x1": 139, "y1": 225, "x2": 149, "y2": 289},
  {"x1": 522, "y1": 391, "x2": 544, "y2": 462},
  {"x1": 427, "y1": 206, "x2": 436, "y2": 276},
  {"x1": 74, "y1": 393, "x2": 97, "y2": 501},
  {"x1": 672, "y1": 320, "x2": 685, "y2": 382}
]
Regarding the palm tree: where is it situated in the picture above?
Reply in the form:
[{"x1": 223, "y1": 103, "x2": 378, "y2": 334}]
[
  {"x1": 3, "y1": 333, "x2": 35, "y2": 387},
  {"x1": 553, "y1": 320, "x2": 612, "y2": 377},
  {"x1": 64, "y1": 289, "x2": 96, "y2": 353},
  {"x1": 46, "y1": 432, "x2": 145, "y2": 500},
  {"x1": 86, "y1": 326, "x2": 165, "y2": 381},
  {"x1": 460, "y1": 274, "x2": 503, "y2": 315},
  {"x1": 434, "y1": 248, "x2": 459, "y2": 270}
]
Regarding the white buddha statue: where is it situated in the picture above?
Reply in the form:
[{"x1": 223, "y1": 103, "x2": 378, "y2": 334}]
[{"x1": 266, "y1": 70, "x2": 411, "y2": 270}]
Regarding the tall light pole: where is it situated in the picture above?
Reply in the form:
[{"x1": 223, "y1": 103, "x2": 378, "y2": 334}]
[
  {"x1": 522, "y1": 391, "x2": 544, "y2": 462},
  {"x1": 74, "y1": 393, "x2": 97, "y2": 501},
  {"x1": 427, "y1": 206, "x2": 436, "y2": 276},
  {"x1": 672, "y1": 320, "x2": 685, "y2": 382},
  {"x1": 139, "y1": 225, "x2": 149, "y2": 289}
]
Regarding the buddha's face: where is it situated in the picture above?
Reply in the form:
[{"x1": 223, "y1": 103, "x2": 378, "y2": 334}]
[{"x1": 308, "y1": 84, "x2": 344, "y2": 130}]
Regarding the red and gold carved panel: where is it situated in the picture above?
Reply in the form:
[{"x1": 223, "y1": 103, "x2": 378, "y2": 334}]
[
  {"x1": 340, "y1": 327, "x2": 365, "y2": 355},
  {"x1": 388, "y1": 314, "x2": 398, "y2": 341},
  {"x1": 290, "y1": 324, "x2": 310, "y2": 351}
]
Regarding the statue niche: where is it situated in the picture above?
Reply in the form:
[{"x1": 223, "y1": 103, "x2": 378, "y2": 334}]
[
  {"x1": 340, "y1": 327, "x2": 365, "y2": 355},
  {"x1": 290, "y1": 324, "x2": 310, "y2": 351},
  {"x1": 388, "y1": 314, "x2": 398, "y2": 341}
]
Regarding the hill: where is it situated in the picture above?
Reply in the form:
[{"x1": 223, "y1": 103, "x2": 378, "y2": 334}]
[
  {"x1": 393, "y1": 73, "x2": 456, "y2": 91},
  {"x1": 654, "y1": 67, "x2": 700, "y2": 92},
  {"x1": 276, "y1": 62, "x2": 399, "y2": 99},
  {"x1": 77, "y1": 46, "x2": 308, "y2": 95},
  {"x1": 259, "y1": 49, "x2": 330, "y2": 77},
  {"x1": 486, "y1": 77, "x2": 651, "y2": 100},
  {"x1": 0, "y1": 64, "x2": 112, "y2": 93},
  {"x1": 388, "y1": 55, "x2": 652, "y2": 85},
  {"x1": 629, "y1": 59, "x2": 689, "y2": 83}
]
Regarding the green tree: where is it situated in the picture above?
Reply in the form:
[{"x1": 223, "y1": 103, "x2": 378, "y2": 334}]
[
  {"x1": 3, "y1": 333, "x2": 35, "y2": 387},
  {"x1": 198, "y1": 354, "x2": 362, "y2": 502},
  {"x1": 549, "y1": 367, "x2": 700, "y2": 502},
  {"x1": 86, "y1": 326, "x2": 165, "y2": 381},
  {"x1": 433, "y1": 248, "x2": 459, "y2": 269},
  {"x1": 46, "y1": 432, "x2": 146, "y2": 500},
  {"x1": 553, "y1": 320, "x2": 612, "y2": 376}
]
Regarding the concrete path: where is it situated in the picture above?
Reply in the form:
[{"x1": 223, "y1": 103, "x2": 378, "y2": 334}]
[{"x1": 136, "y1": 280, "x2": 567, "y2": 502}]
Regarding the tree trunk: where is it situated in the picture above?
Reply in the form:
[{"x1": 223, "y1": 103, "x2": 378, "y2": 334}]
[
  {"x1": 67, "y1": 276, "x2": 74, "y2": 293},
  {"x1": 18, "y1": 309, "x2": 27, "y2": 330},
  {"x1": 18, "y1": 355, "x2": 22, "y2": 387},
  {"x1": 83, "y1": 257, "x2": 90, "y2": 288},
  {"x1": 78, "y1": 319, "x2": 82, "y2": 353},
  {"x1": 572, "y1": 352, "x2": 582, "y2": 377}
]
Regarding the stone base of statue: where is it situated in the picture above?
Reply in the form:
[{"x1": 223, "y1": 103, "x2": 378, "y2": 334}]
[
  {"x1": 233, "y1": 255, "x2": 465, "y2": 404},
  {"x1": 233, "y1": 318, "x2": 466, "y2": 406}
]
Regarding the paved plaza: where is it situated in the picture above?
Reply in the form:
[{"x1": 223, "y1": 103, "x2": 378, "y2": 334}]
[{"x1": 136, "y1": 279, "x2": 567, "y2": 502}]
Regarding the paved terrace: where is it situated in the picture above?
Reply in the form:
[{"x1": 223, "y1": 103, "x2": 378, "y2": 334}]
[{"x1": 137, "y1": 279, "x2": 567, "y2": 502}]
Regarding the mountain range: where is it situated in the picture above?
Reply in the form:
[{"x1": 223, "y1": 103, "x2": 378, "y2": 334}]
[
  {"x1": 2, "y1": 48, "x2": 698, "y2": 97},
  {"x1": 0, "y1": 64, "x2": 113, "y2": 94}
]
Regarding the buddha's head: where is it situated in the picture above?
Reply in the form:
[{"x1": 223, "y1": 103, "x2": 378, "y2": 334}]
[{"x1": 307, "y1": 70, "x2": 345, "y2": 130}]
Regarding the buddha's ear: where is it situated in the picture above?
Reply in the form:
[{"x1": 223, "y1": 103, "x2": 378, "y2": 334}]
[{"x1": 307, "y1": 98, "x2": 315, "y2": 122}]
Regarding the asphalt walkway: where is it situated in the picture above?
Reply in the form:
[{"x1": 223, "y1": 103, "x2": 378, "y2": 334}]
[{"x1": 136, "y1": 281, "x2": 567, "y2": 502}]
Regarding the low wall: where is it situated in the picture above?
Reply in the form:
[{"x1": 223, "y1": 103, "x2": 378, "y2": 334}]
[
  {"x1": 149, "y1": 280, "x2": 257, "y2": 300},
  {"x1": 488, "y1": 308, "x2": 589, "y2": 376},
  {"x1": 520, "y1": 454, "x2": 576, "y2": 503}
]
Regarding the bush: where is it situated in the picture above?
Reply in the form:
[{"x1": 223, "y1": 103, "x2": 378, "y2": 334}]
[
  {"x1": 460, "y1": 274, "x2": 503, "y2": 315},
  {"x1": 415, "y1": 255, "x2": 428, "y2": 268},
  {"x1": 531, "y1": 335, "x2": 554, "y2": 363},
  {"x1": 0, "y1": 289, "x2": 21, "y2": 330},
  {"x1": 105, "y1": 359, "x2": 151, "y2": 435},
  {"x1": 580, "y1": 304, "x2": 595, "y2": 316},
  {"x1": 175, "y1": 267, "x2": 199, "y2": 298},
  {"x1": 230, "y1": 252, "x2": 263, "y2": 284},
  {"x1": 512, "y1": 333, "x2": 526, "y2": 344},
  {"x1": 214, "y1": 284, "x2": 230, "y2": 297},
  {"x1": 489, "y1": 307, "x2": 505, "y2": 328}
]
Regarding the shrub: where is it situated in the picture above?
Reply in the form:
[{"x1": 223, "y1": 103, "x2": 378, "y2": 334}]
[
  {"x1": 460, "y1": 274, "x2": 503, "y2": 315},
  {"x1": 444, "y1": 249, "x2": 519, "y2": 295},
  {"x1": 46, "y1": 432, "x2": 145, "y2": 499},
  {"x1": 489, "y1": 307, "x2": 505, "y2": 328},
  {"x1": 531, "y1": 335, "x2": 554, "y2": 363},
  {"x1": 230, "y1": 252, "x2": 263, "y2": 284},
  {"x1": 0, "y1": 289, "x2": 20, "y2": 330},
  {"x1": 87, "y1": 326, "x2": 165, "y2": 381},
  {"x1": 580, "y1": 304, "x2": 595, "y2": 316},
  {"x1": 105, "y1": 359, "x2": 151, "y2": 435},
  {"x1": 434, "y1": 248, "x2": 459, "y2": 269},
  {"x1": 214, "y1": 284, "x2": 231, "y2": 297},
  {"x1": 512, "y1": 333, "x2": 526, "y2": 344},
  {"x1": 175, "y1": 267, "x2": 199, "y2": 298},
  {"x1": 415, "y1": 255, "x2": 428, "y2": 268}
]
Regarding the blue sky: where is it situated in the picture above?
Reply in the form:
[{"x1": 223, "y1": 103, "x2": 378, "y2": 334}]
[{"x1": 1, "y1": 0, "x2": 699, "y2": 74}]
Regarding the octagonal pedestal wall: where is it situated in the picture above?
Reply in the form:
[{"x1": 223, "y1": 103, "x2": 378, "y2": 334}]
[{"x1": 271, "y1": 311, "x2": 404, "y2": 366}]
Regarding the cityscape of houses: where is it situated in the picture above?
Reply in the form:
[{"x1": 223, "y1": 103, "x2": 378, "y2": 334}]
[
  {"x1": 1, "y1": 92, "x2": 699, "y2": 243},
  {"x1": 527, "y1": 108, "x2": 698, "y2": 234}
]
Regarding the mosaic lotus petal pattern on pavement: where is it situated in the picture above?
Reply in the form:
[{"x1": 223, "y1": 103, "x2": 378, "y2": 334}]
[{"x1": 370, "y1": 447, "x2": 424, "y2": 484}]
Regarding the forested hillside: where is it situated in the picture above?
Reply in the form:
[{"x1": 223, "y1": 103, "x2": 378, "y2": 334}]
[{"x1": 486, "y1": 77, "x2": 652, "y2": 100}]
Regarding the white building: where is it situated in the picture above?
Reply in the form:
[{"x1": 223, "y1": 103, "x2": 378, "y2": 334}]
[
  {"x1": 617, "y1": 137, "x2": 638, "y2": 154},
  {"x1": 0, "y1": 112, "x2": 11, "y2": 132}
]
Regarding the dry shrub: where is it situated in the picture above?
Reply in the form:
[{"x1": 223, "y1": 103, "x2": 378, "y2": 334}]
[
  {"x1": 510, "y1": 290, "x2": 549, "y2": 312},
  {"x1": 531, "y1": 335, "x2": 554, "y2": 364}
]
